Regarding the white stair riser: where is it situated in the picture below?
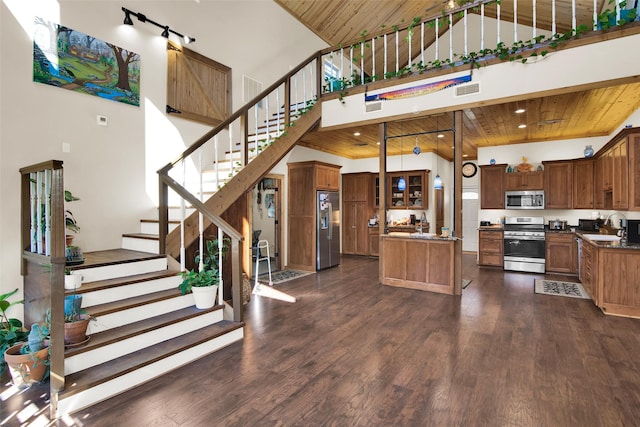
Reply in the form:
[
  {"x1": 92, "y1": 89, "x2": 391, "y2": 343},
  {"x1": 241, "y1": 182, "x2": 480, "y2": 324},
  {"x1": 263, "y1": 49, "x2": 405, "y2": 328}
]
[
  {"x1": 57, "y1": 327, "x2": 243, "y2": 417},
  {"x1": 140, "y1": 222, "x2": 179, "y2": 235},
  {"x1": 77, "y1": 259, "x2": 167, "y2": 283},
  {"x1": 80, "y1": 276, "x2": 182, "y2": 308},
  {"x1": 121, "y1": 237, "x2": 160, "y2": 254},
  {"x1": 65, "y1": 310, "x2": 224, "y2": 375},
  {"x1": 88, "y1": 294, "x2": 196, "y2": 333}
]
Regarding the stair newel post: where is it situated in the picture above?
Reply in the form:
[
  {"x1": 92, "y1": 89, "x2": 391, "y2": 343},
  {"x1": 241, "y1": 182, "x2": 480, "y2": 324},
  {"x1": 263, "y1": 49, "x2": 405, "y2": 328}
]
[
  {"x1": 231, "y1": 236, "x2": 242, "y2": 322},
  {"x1": 157, "y1": 167, "x2": 170, "y2": 255},
  {"x1": 180, "y1": 160, "x2": 187, "y2": 270},
  {"x1": 217, "y1": 228, "x2": 224, "y2": 305}
]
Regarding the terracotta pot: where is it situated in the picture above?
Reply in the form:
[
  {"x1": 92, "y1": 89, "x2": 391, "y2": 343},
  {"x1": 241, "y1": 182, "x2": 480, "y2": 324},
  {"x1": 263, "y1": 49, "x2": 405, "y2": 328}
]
[
  {"x1": 64, "y1": 315, "x2": 91, "y2": 345},
  {"x1": 4, "y1": 343, "x2": 49, "y2": 388}
]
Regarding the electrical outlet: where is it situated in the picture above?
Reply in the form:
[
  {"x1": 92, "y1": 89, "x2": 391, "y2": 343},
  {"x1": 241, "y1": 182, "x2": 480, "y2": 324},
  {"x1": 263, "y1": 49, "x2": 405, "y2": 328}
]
[{"x1": 97, "y1": 115, "x2": 108, "y2": 126}]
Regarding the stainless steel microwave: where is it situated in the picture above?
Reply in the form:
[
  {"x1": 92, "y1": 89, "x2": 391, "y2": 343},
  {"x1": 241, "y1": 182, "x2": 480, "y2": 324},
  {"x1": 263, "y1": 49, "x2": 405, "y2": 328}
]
[{"x1": 505, "y1": 190, "x2": 545, "y2": 209}]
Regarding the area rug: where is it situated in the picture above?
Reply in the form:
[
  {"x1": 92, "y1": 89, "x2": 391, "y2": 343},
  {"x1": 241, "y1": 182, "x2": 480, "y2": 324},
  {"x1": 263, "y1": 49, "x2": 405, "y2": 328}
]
[
  {"x1": 534, "y1": 279, "x2": 590, "y2": 299},
  {"x1": 462, "y1": 279, "x2": 472, "y2": 289},
  {"x1": 258, "y1": 269, "x2": 314, "y2": 285}
]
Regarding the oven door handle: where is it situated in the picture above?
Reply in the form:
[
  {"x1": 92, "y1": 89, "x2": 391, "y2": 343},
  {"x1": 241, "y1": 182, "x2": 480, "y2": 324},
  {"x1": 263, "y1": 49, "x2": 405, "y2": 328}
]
[{"x1": 504, "y1": 236, "x2": 545, "y2": 241}]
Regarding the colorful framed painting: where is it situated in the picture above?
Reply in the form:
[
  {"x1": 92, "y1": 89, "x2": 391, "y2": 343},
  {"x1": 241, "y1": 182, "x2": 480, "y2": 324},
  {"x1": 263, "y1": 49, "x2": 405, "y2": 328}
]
[{"x1": 33, "y1": 17, "x2": 140, "y2": 106}]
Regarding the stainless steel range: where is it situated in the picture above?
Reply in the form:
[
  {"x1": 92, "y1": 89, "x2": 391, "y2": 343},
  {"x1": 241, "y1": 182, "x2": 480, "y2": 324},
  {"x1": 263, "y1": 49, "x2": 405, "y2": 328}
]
[{"x1": 503, "y1": 216, "x2": 545, "y2": 273}]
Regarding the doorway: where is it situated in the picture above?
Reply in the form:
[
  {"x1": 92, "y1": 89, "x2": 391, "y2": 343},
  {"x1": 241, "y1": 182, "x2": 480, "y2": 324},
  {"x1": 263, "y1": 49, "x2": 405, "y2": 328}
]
[{"x1": 252, "y1": 174, "x2": 283, "y2": 277}]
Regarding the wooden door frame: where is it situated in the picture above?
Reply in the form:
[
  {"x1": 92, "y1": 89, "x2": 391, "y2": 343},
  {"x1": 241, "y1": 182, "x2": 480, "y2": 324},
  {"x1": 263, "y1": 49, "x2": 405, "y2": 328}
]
[{"x1": 250, "y1": 173, "x2": 284, "y2": 276}]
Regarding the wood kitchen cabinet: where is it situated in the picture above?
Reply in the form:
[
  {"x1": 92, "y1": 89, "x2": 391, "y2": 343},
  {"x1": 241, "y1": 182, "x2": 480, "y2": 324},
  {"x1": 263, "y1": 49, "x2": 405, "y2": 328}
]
[
  {"x1": 543, "y1": 160, "x2": 573, "y2": 209},
  {"x1": 480, "y1": 164, "x2": 505, "y2": 209},
  {"x1": 579, "y1": 238, "x2": 598, "y2": 304},
  {"x1": 612, "y1": 139, "x2": 628, "y2": 209},
  {"x1": 371, "y1": 174, "x2": 380, "y2": 209},
  {"x1": 573, "y1": 159, "x2": 595, "y2": 209},
  {"x1": 629, "y1": 133, "x2": 640, "y2": 210},
  {"x1": 478, "y1": 229, "x2": 503, "y2": 267},
  {"x1": 368, "y1": 227, "x2": 379, "y2": 256},
  {"x1": 342, "y1": 201, "x2": 369, "y2": 255},
  {"x1": 342, "y1": 173, "x2": 369, "y2": 202},
  {"x1": 594, "y1": 156, "x2": 605, "y2": 209},
  {"x1": 287, "y1": 161, "x2": 341, "y2": 271},
  {"x1": 388, "y1": 170, "x2": 429, "y2": 209},
  {"x1": 504, "y1": 170, "x2": 544, "y2": 190},
  {"x1": 545, "y1": 232, "x2": 577, "y2": 274}
]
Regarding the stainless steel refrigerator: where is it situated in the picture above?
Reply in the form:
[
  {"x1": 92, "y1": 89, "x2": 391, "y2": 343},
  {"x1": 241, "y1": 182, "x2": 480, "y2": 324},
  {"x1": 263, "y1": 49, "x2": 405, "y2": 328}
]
[{"x1": 316, "y1": 190, "x2": 340, "y2": 270}]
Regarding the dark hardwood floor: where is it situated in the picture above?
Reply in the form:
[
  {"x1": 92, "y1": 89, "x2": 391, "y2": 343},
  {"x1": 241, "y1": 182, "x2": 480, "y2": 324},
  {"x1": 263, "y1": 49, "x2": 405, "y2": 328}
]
[{"x1": 3, "y1": 254, "x2": 640, "y2": 426}]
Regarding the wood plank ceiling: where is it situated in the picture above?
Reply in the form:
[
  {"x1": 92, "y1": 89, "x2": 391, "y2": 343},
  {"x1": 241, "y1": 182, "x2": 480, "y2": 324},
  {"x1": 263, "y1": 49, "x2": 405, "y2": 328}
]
[{"x1": 274, "y1": 0, "x2": 640, "y2": 161}]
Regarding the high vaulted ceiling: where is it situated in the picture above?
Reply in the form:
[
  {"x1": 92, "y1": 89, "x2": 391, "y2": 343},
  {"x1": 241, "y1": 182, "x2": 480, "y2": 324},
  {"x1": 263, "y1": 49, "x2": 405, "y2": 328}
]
[{"x1": 274, "y1": 0, "x2": 640, "y2": 161}]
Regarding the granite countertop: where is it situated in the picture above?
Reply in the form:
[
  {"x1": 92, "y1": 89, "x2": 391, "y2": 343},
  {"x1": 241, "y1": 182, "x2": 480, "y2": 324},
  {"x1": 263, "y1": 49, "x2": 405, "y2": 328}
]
[
  {"x1": 576, "y1": 231, "x2": 640, "y2": 250},
  {"x1": 383, "y1": 231, "x2": 459, "y2": 241},
  {"x1": 478, "y1": 225, "x2": 503, "y2": 230}
]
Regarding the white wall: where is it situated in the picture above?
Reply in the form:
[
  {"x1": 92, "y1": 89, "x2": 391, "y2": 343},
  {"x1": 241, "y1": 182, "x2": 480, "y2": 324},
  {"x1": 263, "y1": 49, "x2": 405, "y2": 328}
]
[{"x1": 0, "y1": 0, "x2": 326, "y2": 319}]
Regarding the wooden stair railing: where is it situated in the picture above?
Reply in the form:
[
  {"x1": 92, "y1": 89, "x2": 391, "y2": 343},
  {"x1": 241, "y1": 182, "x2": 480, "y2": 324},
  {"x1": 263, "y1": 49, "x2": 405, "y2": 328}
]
[{"x1": 19, "y1": 160, "x2": 66, "y2": 417}]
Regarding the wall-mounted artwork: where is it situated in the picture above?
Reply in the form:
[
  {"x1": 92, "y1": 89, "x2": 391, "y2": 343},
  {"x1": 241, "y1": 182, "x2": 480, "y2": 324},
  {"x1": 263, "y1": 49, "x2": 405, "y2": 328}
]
[{"x1": 33, "y1": 17, "x2": 140, "y2": 106}]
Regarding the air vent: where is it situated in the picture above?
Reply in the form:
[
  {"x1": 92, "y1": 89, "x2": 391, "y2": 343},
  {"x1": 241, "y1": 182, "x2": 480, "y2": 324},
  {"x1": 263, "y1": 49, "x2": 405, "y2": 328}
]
[
  {"x1": 365, "y1": 101, "x2": 383, "y2": 113},
  {"x1": 455, "y1": 82, "x2": 480, "y2": 97},
  {"x1": 243, "y1": 75, "x2": 263, "y2": 103}
]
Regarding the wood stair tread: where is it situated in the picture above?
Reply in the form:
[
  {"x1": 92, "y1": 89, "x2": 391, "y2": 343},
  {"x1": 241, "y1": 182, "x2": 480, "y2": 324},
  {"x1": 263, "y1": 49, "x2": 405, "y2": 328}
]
[
  {"x1": 60, "y1": 320, "x2": 244, "y2": 399},
  {"x1": 64, "y1": 305, "x2": 224, "y2": 357},
  {"x1": 66, "y1": 269, "x2": 180, "y2": 295},
  {"x1": 69, "y1": 249, "x2": 165, "y2": 270},
  {"x1": 86, "y1": 288, "x2": 183, "y2": 317},
  {"x1": 121, "y1": 232, "x2": 159, "y2": 240}
]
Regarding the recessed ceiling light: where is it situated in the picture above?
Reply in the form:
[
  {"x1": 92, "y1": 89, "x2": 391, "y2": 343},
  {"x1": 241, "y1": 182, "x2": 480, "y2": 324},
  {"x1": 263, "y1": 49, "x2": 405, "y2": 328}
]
[
  {"x1": 463, "y1": 154, "x2": 468, "y2": 157},
  {"x1": 353, "y1": 131, "x2": 361, "y2": 136},
  {"x1": 515, "y1": 108, "x2": 526, "y2": 114},
  {"x1": 518, "y1": 124, "x2": 527, "y2": 129},
  {"x1": 376, "y1": 142, "x2": 380, "y2": 145},
  {"x1": 437, "y1": 133, "x2": 444, "y2": 138}
]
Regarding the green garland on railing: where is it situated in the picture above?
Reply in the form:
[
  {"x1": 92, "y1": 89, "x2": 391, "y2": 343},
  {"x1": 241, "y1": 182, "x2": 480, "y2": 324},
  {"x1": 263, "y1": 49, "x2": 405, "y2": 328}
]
[{"x1": 323, "y1": 1, "x2": 637, "y2": 103}]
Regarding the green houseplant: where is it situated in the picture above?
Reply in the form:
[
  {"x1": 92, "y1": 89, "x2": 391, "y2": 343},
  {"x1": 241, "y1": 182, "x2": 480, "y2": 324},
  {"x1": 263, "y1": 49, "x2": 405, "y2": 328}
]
[
  {"x1": 65, "y1": 190, "x2": 80, "y2": 246},
  {"x1": 178, "y1": 238, "x2": 229, "y2": 309},
  {"x1": 4, "y1": 320, "x2": 50, "y2": 388},
  {"x1": 0, "y1": 288, "x2": 28, "y2": 373},
  {"x1": 63, "y1": 295, "x2": 93, "y2": 346}
]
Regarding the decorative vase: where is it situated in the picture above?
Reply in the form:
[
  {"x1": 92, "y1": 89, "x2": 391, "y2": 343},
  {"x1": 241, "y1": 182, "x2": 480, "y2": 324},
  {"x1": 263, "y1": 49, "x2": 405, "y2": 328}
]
[
  {"x1": 191, "y1": 285, "x2": 217, "y2": 309},
  {"x1": 584, "y1": 145, "x2": 594, "y2": 157},
  {"x1": 4, "y1": 343, "x2": 49, "y2": 388},
  {"x1": 490, "y1": 158, "x2": 496, "y2": 165}
]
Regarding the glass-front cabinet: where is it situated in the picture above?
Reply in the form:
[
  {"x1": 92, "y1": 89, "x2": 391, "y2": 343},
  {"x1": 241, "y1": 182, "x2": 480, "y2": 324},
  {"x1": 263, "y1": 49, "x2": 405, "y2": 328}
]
[{"x1": 387, "y1": 170, "x2": 429, "y2": 209}]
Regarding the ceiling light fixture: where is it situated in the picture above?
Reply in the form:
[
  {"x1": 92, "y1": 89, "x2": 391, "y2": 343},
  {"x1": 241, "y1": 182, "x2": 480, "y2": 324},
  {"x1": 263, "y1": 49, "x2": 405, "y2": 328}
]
[
  {"x1": 353, "y1": 131, "x2": 361, "y2": 136},
  {"x1": 121, "y1": 7, "x2": 196, "y2": 43},
  {"x1": 398, "y1": 136, "x2": 406, "y2": 191},
  {"x1": 413, "y1": 135, "x2": 421, "y2": 155},
  {"x1": 515, "y1": 108, "x2": 526, "y2": 114},
  {"x1": 434, "y1": 116, "x2": 443, "y2": 190},
  {"x1": 518, "y1": 124, "x2": 527, "y2": 129}
]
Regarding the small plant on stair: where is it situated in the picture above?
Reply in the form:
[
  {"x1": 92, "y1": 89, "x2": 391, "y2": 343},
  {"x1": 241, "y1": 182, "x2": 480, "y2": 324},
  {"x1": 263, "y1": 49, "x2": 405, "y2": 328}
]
[{"x1": 178, "y1": 238, "x2": 230, "y2": 309}]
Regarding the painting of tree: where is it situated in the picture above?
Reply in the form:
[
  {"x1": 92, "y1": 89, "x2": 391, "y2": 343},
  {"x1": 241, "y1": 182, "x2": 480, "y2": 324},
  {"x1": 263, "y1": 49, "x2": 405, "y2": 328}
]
[{"x1": 33, "y1": 17, "x2": 140, "y2": 106}]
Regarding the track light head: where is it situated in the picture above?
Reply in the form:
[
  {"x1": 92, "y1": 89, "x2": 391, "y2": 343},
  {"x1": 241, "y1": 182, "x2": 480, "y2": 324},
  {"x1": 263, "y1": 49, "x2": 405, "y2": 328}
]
[
  {"x1": 123, "y1": 10, "x2": 133, "y2": 25},
  {"x1": 161, "y1": 26, "x2": 169, "y2": 38},
  {"x1": 183, "y1": 35, "x2": 195, "y2": 44}
]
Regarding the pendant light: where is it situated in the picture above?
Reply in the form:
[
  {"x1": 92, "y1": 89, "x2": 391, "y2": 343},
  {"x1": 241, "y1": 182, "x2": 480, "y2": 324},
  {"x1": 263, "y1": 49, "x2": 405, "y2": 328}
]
[
  {"x1": 413, "y1": 136, "x2": 421, "y2": 155},
  {"x1": 398, "y1": 136, "x2": 406, "y2": 191},
  {"x1": 434, "y1": 116, "x2": 443, "y2": 189}
]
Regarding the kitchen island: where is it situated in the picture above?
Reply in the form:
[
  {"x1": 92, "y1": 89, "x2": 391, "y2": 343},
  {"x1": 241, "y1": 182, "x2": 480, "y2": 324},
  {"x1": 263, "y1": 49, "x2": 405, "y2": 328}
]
[
  {"x1": 577, "y1": 232, "x2": 640, "y2": 319},
  {"x1": 380, "y1": 232, "x2": 459, "y2": 295}
]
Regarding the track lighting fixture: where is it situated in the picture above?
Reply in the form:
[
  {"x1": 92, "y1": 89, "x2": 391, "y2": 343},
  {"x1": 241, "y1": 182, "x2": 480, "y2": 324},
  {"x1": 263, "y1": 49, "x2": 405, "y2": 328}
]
[{"x1": 121, "y1": 7, "x2": 196, "y2": 44}]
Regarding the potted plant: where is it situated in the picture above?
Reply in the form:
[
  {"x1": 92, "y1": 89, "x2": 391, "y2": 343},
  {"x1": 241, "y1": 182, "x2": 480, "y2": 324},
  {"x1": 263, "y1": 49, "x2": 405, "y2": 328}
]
[
  {"x1": 4, "y1": 322, "x2": 49, "y2": 388},
  {"x1": 64, "y1": 190, "x2": 80, "y2": 246},
  {"x1": 64, "y1": 268, "x2": 83, "y2": 290},
  {"x1": 178, "y1": 238, "x2": 229, "y2": 309},
  {"x1": 63, "y1": 294, "x2": 93, "y2": 346},
  {"x1": 0, "y1": 288, "x2": 28, "y2": 373}
]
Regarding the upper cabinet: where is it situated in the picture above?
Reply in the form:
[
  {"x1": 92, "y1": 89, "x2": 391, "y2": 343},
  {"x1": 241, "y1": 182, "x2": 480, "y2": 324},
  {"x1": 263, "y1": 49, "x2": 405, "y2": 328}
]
[
  {"x1": 342, "y1": 173, "x2": 369, "y2": 202},
  {"x1": 611, "y1": 138, "x2": 629, "y2": 209},
  {"x1": 629, "y1": 133, "x2": 640, "y2": 211},
  {"x1": 504, "y1": 170, "x2": 544, "y2": 191},
  {"x1": 388, "y1": 170, "x2": 429, "y2": 209},
  {"x1": 573, "y1": 159, "x2": 595, "y2": 209},
  {"x1": 543, "y1": 160, "x2": 573, "y2": 209},
  {"x1": 480, "y1": 164, "x2": 505, "y2": 209}
]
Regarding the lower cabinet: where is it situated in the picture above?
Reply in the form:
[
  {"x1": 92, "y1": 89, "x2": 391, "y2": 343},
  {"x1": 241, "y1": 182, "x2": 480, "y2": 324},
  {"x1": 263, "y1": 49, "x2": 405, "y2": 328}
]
[
  {"x1": 368, "y1": 227, "x2": 379, "y2": 256},
  {"x1": 478, "y1": 230, "x2": 503, "y2": 267},
  {"x1": 579, "y1": 239, "x2": 597, "y2": 304},
  {"x1": 342, "y1": 201, "x2": 369, "y2": 255},
  {"x1": 545, "y1": 232, "x2": 578, "y2": 274}
]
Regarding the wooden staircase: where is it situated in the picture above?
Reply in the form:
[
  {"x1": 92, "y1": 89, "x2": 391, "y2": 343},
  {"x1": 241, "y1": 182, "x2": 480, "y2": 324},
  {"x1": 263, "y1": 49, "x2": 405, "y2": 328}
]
[{"x1": 56, "y1": 249, "x2": 244, "y2": 416}]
